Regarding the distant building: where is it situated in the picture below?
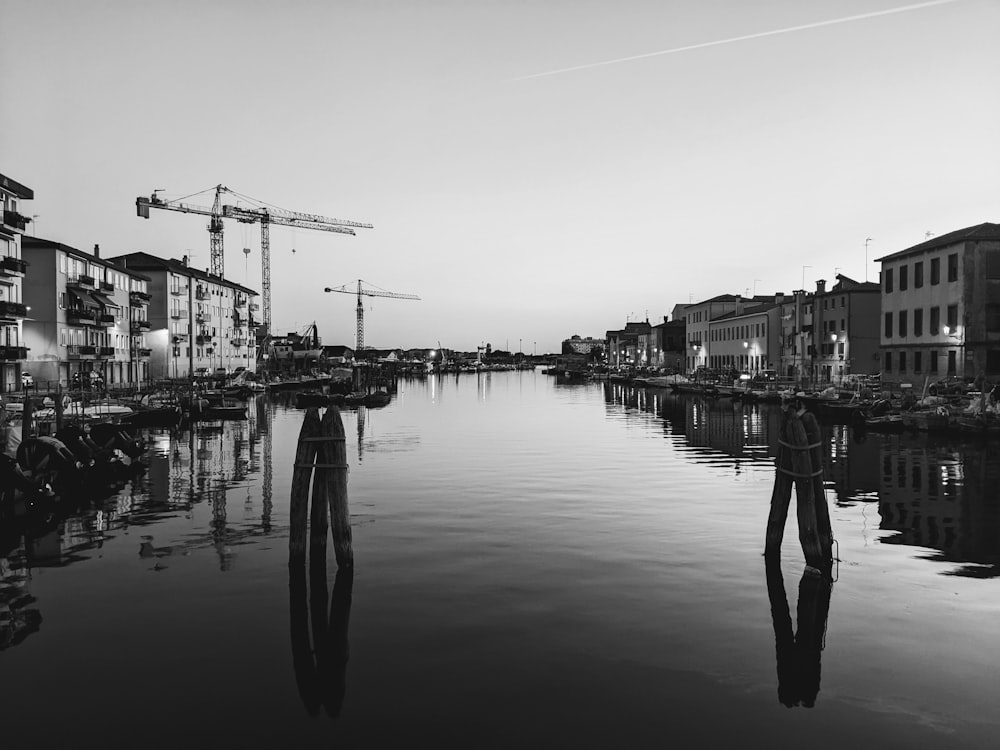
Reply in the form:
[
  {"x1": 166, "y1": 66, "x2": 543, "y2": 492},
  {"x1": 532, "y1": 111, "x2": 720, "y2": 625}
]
[
  {"x1": 606, "y1": 320, "x2": 650, "y2": 367},
  {"x1": 808, "y1": 275, "x2": 881, "y2": 384},
  {"x1": 777, "y1": 290, "x2": 813, "y2": 382},
  {"x1": 875, "y1": 223, "x2": 1000, "y2": 382},
  {"x1": 110, "y1": 252, "x2": 258, "y2": 379},
  {"x1": 706, "y1": 298, "x2": 781, "y2": 376},
  {"x1": 323, "y1": 345, "x2": 354, "y2": 365},
  {"x1": 0, "y1": 172, "x2": 32, "y2": 393},
  {"x1": 650, "y1": 317, "x2": 686, "y2": 371},
  {"x1": 22, "y1": 238, "x2": 153, "y2": 386},
  {"x1": 561, "y1": 334, "x2": 604, "y2": 357},
  {"x1": 682, "y1": 294, "x2": 775, "y2": 372}
]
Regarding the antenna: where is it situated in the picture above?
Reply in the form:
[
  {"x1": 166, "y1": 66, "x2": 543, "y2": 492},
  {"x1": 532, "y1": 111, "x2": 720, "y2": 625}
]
[{"x1": 864, "y1": 238, "x2": 873, "y2": 282}]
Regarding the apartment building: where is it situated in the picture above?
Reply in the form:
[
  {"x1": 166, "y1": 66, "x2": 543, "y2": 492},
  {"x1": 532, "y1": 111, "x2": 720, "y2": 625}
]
[
  {"x1": 22, "y1": 238, "x2": 152, "y2": 387},
  {"x1": 606, "y1": 321, "x2": 651, "y2": 367},
  {"x1": 777, "y1": 290, "x2": 813, "y2": 382},
  {"x1": 706, "y1": 299, "x2": 781, "y2": 375},
  {"x1": 0, "y1": 172, "x2": 32, "y2": 393},
  {"x1": 111, "y1": 252, "x2": 258, "y2": 379},
  {"x1": 875, "y1": 223, "x2": 1000, "y2": 382},
  {"x1": 808, "y1": 275, "x2": 881, "y2": 384}
]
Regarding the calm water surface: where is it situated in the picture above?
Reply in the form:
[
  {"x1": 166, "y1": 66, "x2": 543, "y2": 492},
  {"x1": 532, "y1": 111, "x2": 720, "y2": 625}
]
[{"x1": 1, "y1": 371, "x2": 998, "y2": 748}]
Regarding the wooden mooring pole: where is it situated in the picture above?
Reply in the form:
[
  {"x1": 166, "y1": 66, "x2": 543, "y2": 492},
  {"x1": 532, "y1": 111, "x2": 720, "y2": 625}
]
[
  {"x1": 289, "y1": 406, "x2": 353, "y2": 568},
  {"x1": 764, "y1": 402, "x2": 832, "y2": 571}
]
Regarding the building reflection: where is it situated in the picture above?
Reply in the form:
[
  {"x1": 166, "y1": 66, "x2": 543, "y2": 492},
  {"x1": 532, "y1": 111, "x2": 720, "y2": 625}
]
[
  {"x1": 603, "y1": 386, "x2": 1000, "y2": 576},
  {"x1": 876, "y1": 437, "x2": 1000, "y2": 577}
]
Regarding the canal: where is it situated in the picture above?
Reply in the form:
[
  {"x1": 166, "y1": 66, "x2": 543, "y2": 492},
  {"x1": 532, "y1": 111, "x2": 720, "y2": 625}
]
[{"x1": 1, "y1": 370, "x2": 998, "y2": 748}]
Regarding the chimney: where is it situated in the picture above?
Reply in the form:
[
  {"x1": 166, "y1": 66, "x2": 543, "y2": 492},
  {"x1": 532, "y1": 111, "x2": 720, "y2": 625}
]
[
  {"x1": 93, "y1": 243, "x2": 100, "y2": 258},
  {"x1": 816, "y1": 279, "x2": 826, "y2": 295},
  {"x1": 775, "y1": 292, "x2": 785, "y2": 305},
  {"x1": 735, "y1": 295, "x2": 745, "y2": 315},
  {"x1": 182, "y1": 255, "x2": 189, "y2": 266}
]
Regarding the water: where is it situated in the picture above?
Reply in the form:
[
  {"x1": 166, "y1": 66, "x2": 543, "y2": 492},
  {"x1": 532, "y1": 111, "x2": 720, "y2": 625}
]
[{"x1": 1, "y1": 371, "x2": 998, "y2": 748}]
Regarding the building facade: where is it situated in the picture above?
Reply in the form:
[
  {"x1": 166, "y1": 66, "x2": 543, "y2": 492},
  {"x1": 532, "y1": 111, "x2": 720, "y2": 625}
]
[
  {"x1": 777, "y1": 290, "x2": 813, "y2": 382},
  {"x1": 808, "y1": 275, "x2": 881, "y2": 385},
  {"x1": 706, "y1": 301, "x2": 780, "y2": 376},
  {"x1": 0, "y1": 172, "x2": 32, "y2": 393},
  {"x1": 111, "y1": 252, "x2": 258, "y2": 380},
  {"x1": 875, "y1": 223, "x2": 1000, "y2": 382},
  {"x1": 606, "y1": 321, "x2": 651, "y2": 368},
  {"x1": 22, "y1": 238, "x2": 152, "y2": 387}
]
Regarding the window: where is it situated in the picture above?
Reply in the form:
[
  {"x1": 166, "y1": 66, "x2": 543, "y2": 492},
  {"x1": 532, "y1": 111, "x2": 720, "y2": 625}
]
[
  {"x1": 899, "y1": 310, "x2": 908, "y2": 338},
  {"x1": 885, "y1": 351, "x2": 893, "y2": 372},
  {"x1": 840, "y1": 319, "x2": 845, "y2": 331},
  {"x1": 948, "y1": 350, "x2": 957, "y2": 375},
  {"x1": 914, "y1": 351, "x2": 922, "y2": 373},
  {"x1": 930, "y1": 350, "x2": 939, "y2": 373},
  {"x1": 884, "y1": 312, "x2": 893, "y2": 338},
  {"x1": 987, "y1": 305, "x2": 1000, "y2": 334},
  {"x1": 914, "y1": 308, "x2": 923, "y2": 337},
  {"x1": 899, "y1": 351, "x2": 907, "y2": 372},
  {"x1": 986, "y1": 251, "x2": 1000, "y2": 280},
  {"x1": 838, "y1": 342, "x2": 845, "y2": 355},
  {"x1": 885, "y1": 268, "x2": 894, "y2": 293},
  {"x1": 947, "y1": 304, "x2": 959, "y2": 332},
  {"x1": 914, "y1": 261, "x2": 924, "y2": 288},
  {"x1": 930, "y1": 257, "x2": 940, "y2": 285},
  {"x1": 930, "y1": 306, "x2": 940, "y2": 335},
  {"x1": 899, "y1": 264, "x2": 908, "y2": 291},
  {"x1": 948, "y1": 253, "x2": 958, "y2": 282},
  {"x1": 841, "y1": 297, "x2": 845, "y2": 307}
]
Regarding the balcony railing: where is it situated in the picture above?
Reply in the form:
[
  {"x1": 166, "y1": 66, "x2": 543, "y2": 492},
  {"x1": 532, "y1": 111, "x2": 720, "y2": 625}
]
[
  {"x1": 135, "y1": 347, "x2": 153, "y2": 358},
  {"x1": 68, "y1": 273, "x2": 96, "y2": 288},
  {"x1": 100, "y1": 280, "x2": 115, "y2": 293},
  {"x1": 66, "y1": 308, "x2": 97, "y2": 324},
  {"x1": 196, "y1": 335, "x2": 213, "y2": 344},
  {"x1": 170, "y1": 285, "x2": 189, "y2": 296},
  {"x1": 235, "y1": 296, "x2": 248, "y2": 308},
  {"x1": 68, "y1": 344, "x2": 97, "y2": 358},
  {"x1": 0, "y1": 301, "x2": 28, "y2": 319},
  {"x1": 0, "y1": 345, "x2": 28, "y2": 361},
  {"x1": 130, "y1": 320, "x2": 151, "y2": 333},
  {"x1": 170, "y1": 309, "x2": 188, "y2": 319},
  {"x1": 248, "y1": 302, "x2": 259, "y2": 312},
  {"x1": 231, "y1": 337, "x2": 247, "y2": 347},
  {"x1": 97, "y1": 313, "x2": 116, "y2": 326},
  {"x1": 1, "y1": 256, "x2": 28, "y2": 276},
  {"x1": 130, "y1": 290, "x2": 152, "y2": 303},
  {"x1": 196, "y1": 311, "x2": 212, "y2": 322},
  {"x1": 195, "y1": 287, "x2": 210, "y2": 300},
  {"x1": 1, "y1": 209, "x2": 30, "y2": 232},
  {"x1": 98, "y1": 346, "x2": 116, "y2": 358}
]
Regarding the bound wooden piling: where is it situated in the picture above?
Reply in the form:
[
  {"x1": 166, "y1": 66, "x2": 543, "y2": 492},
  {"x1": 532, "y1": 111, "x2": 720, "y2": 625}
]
[
  {"x1": 764, "y1": 404, "x2": 829, "y2": 570},
  {"x1": 800, "y1": 411, "x2": 833, "y2": 561},
  {"x1": 55, "y1": 385, "x2": 64, "y2": 432},
  {"x1": 289, "y1": 406, "x2": 353, "y2": 569}
]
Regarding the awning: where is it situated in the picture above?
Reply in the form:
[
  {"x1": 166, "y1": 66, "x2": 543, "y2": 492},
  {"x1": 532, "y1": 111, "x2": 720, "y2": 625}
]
[
  {"x1": 67, "y1": 288, "x2": 99, "y2": 309},
  {"x1": 90, "y1": 291, "x2": 120, "y2": 308}
]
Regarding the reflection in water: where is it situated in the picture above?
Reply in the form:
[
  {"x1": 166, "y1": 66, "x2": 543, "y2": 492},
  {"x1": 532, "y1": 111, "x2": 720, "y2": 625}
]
[
  {"x1": 765, "y1": 559, "x2": 833, "y2": 708},
  {"x1": 289, "y1": 562, "x2": 353, "y2": 717},
  {"x1": 603, "y1": 386, "x2": 1000, "y2": 576}
]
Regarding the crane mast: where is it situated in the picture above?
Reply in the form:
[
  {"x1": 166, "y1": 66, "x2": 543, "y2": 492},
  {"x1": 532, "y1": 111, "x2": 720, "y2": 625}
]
[
  {"x1": 136, "y1": 186, "x2": 372, "y2": 336},
  {"x1": 324, "y1": 280, "x2": 420, "y2": 351}
]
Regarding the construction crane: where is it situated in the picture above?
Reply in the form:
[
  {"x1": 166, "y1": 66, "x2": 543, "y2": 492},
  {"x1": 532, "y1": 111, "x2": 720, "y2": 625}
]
[
  {"x1": 136, "y1": 185, "x2": 373, "y2": 334},
  {"x1": 323, "y1": 280, "x2": 420, "y2": 351}
]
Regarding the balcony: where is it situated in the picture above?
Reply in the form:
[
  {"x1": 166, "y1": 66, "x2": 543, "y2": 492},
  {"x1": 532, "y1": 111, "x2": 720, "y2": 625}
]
[
  {"x1": 0, "y1": 345, "x2": 28, "y2": 360},
  {"x1": 235, "y1": 296, "x2": 248, "y2": 308},
  {"x1": 68, "y1": 273, "x2": 96, "y2": 288},
  {"x1": 195, "y1": 287, "x2": 210, "y2": 300},
  {"x1": 130, "y1": 290, "x2": 152, "y2": 304},
  {"x1": 100, "y1": 280, "x2": 115, "y2": 293},
  {"x1": 130, "y1": 320, "x2": 151, "y2": 333},
  {"x1": 97, "y1": 313, "x2": 116, "y2": 327},
  {"x1": 196, "y1": 311, "x2": 212, "y2": 323},
  {"x1": 68, "y1": 344, "x2": 97, "y2": 359},
  {"x1": 170, "y1": 308, "x2": 188, "y2": 320},
  {"x1": 170, "y1": 285, "x2": 189, "y2": 296},
  {"x1": 196, "y1": 335, "x2": 213, "y2": 345},
  {"x1": 135, "y1": 347, "x2": 152, "y2": 358},
  {"x1": 248, "y1": 302, "x2": 259, "y2": 312},
  {"x1": 231, "y1": 337, "x2": 247, "y2": 347},
  {"x1": 98, "y1": 346, "x2": 116, "y2": 358},
  {"x1": 1, "y1": 256, "x2": 28, "y2": 277},
  {"x1": 1, "y1": 209, "x2": 30, "y2": 232},
  {"x1": 0, "y1": 301, "x2": 28, "y2": 320},
  {"x1": 66, "y1": 308, "x2": 97, "y2": 325}
]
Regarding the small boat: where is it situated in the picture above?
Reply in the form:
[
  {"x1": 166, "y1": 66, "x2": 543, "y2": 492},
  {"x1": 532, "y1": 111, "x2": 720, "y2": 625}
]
[
  {"x1": 901, "y1": 408, "x2": 952, "y2": 432},
  {"x1": 864, "y1": 414, "x2": 904, "y2": 432}
]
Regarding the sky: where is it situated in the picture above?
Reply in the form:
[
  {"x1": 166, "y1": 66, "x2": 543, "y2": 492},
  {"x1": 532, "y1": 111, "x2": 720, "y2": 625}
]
[{"x1": 2, "y1": 0, "x2": 998, "y2": 354}]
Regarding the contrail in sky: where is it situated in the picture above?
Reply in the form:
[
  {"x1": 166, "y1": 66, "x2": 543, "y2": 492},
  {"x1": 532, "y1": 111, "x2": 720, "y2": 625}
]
[{"x1": 513, "y1": 0, "x2": 961, "y2": 81}]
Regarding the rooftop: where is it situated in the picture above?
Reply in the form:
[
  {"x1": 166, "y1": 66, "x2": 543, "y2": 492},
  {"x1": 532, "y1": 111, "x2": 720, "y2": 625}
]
[{"x1": 873, "y1": 222, "x2": 1000, "y2": 263}]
